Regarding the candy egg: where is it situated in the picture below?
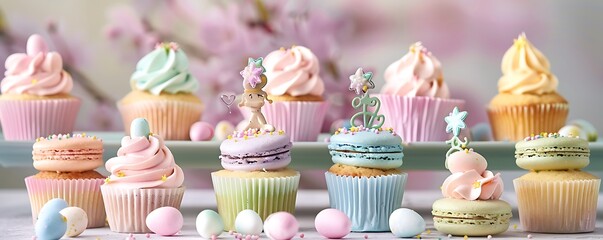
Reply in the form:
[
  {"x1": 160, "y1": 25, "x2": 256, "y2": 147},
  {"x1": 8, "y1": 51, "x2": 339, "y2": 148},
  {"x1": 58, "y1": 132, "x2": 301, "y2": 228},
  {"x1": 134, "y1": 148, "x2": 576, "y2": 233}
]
[
  {"x1": 146, "y1": 207, "x2": 183, "y2": 236},
  {"x1": 196, "y1": 209, "x2": 224, "y2": 239},
  {"x1": 59, "y1": 207, "x2": 88, "y2": 237},
  {"x1": 389, "y1": 208, "x2": 425, "y2": 238},
  {"x1": 446, "y1": 150, "x2": 487, "y2": 174},
  {"x1": 559, "y1": 119, "x2": 598, "y2": 142},
  {"x1": 470, "y1": 122, "x2": 493, "y2": 141},
  {"x1": 314, "y1": 208, "x2": 351, "y2": 239},
  {"x1": 39, "y1": 198, "x2": 68, "y2": 217},
  {"x1": 264, "y1": 212, "x2": 299, "y2": 240},
  {"x1": 215, "y1": 120, "x2": 235, "y2": 141},
  {"x1": 190, "y1": 121, "x2": 215, "y2": 141},
  {"x1": 36, "y1": 199, "x2": 68, "y2": 240},
  {"x1": 235, "y1": 209, "x2": 263, "y2": 236}
]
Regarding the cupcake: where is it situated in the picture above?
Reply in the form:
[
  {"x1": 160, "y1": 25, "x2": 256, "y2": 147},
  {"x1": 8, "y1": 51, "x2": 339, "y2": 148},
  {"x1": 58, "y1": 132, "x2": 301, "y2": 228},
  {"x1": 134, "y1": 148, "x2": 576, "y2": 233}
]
[
  {"x1": 260, "y1": 45, "x2": 328, "y2": 141},
  {"x1": 326, "y1": 68, "x2": 407, "y2": 232},
  {"x1": 101, "y1": 118, "x2": 185, "y2": 233},
  {"x1": 24, "y1": 133, "x2": 105, "y2": 228},
  {"x1": 212, "y1": 57, "x2": 299, "y2": 230},
  {"x1": 488, "y1": 33, "x2": 568, "y2": 141},
  {"x1": 432, "y1": 107, "x2": 511, "y2": 236},
  {"x1": 118, "y1": 42, "x2": 202, "y2": 140},
  {"x1": 0, "y1": 34, "x2": 80, "y2": 140},
  {"x1": 513, "y1": 133, "x2": 600, "y2": 233},
  {"x1": 377, "y1": 42, "x2": 464, "y2": 142}
]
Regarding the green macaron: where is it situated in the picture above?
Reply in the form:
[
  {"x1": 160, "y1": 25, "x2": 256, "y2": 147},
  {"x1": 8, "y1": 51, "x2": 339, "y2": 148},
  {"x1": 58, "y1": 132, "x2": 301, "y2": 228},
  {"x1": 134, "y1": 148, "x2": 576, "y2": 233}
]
[
  {"x1": 432, "y1": 198, "x2": 512, "y2": 236},
  {"x1": 515, "y1": 135, "x2": 590, "y2": 171}
]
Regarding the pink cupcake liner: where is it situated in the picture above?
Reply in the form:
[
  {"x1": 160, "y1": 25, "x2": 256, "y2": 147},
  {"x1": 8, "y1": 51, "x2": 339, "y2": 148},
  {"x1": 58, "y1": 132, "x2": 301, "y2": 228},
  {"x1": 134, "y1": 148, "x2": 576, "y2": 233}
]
[
  {"x1": 0, "y1": 98, "x2": 80, "y2": 141},
  {"x1": 248, "y1": 101, "x2": 328, "y2": 141},
  {"x1": 118, "y1": 100, "x2": 202, "y2": 140},
  {"x1": 101, "y1": 185, "x2": 185, "y2": 233},
  {"x1": 376, "y1": 94, "x2": 465, "y2": 142},
  {"x1": 24, "y1": 176, "x2": 106, "y2": 228}
]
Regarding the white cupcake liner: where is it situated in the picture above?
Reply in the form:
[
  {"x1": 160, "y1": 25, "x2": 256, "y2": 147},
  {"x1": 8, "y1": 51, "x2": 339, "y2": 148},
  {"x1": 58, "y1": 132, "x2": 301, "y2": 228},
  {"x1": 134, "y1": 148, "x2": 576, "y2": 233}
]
[
  {"x1": 376, "y1": 94, "x2": 464, "y2": 143},
  {"x1": 325, "y1": 171, "x2": 408, "y2": 232},
  {"x1": 100, "y1": 185, "x2": 185, "y2": 233},
  {"x1": 211, "y1": 172, "x2": 300, "y2": 231},
  {"x1": 118, "y1": 99, "x2": 202, "y2": 140},
  {"x1": 513, "y1": 178, "x2": 600, "y2": 233},
  {"x1": 24, "y1": 176, "x2": 105, "y2": 228}
]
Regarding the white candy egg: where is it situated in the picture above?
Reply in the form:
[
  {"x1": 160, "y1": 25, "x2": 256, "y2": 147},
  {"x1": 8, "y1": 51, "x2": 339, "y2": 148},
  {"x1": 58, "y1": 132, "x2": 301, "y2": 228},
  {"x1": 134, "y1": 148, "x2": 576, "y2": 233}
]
[
  {"x1": 59, "y1": 207, "x2": 88, "y2": 237},
  {"x1": 235, "y1": 209, "x2": 263, "y2": 236},
  {"x1": 215, "y1": 121, "x2": 235, "y2": 141},
  {"x1": 389, "y1": 208, "x2": 425, "y2": 238},
  {"x1": 196, "y1": 210, "x2": 224, "y2": 239}
]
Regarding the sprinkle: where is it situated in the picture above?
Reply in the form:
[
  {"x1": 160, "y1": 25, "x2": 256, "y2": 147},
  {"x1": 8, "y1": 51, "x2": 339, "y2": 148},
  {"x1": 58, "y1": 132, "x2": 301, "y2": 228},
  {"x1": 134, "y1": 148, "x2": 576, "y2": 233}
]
[
  {"x1": 464, "y1": 235, "x2": 468, "y2": 240},
  {"x1": 472, "y1": 181, "x2": 481, "y2": 189},
  {"x1": 426, "y1": 230, "x2": 431, "y2": 234},
  {"x1": 527, "y1": 234, "x2": 533, "y2": 239},
  {"x1": 104, "y1": 177, "x2": 110, "y2": 184},
  {"x1": 243, "y1": 135, "x2": 248, "y2": 140},
  {"x1": 416, "y1": 234, "x2": 421, "y2": 239},
  {"x1": 146, "y1": 233, "x2": 150, "y2": 238},
  {"x1": 62, "y1": 215, "x2": 67, "y2": 222},
  {"x1": 31, "y1": 79, "x2": 38, "y2": 84},
  {"x1": 278, "y1": 130, "x2": 284, "y2": 135},
  {"x1": 227, "y1": 135, "x2": 233, "y2": 139},
  {"x1": 279, "y1": 47, "x2": 285, "y2": 51},
  {"x1": 487, "y1": 235, "x2": 492, "y2": 239},
  {"x1": 161, "y1": 175, "x2": 167, "y2": 182},
  {"x1": 251, "y1": 235, "x2": 259, "y2": 240},
  {"x1": 245, "y1": 235, "x2": 251, "y2": 240},
  {"x1": 229, "y1": 230, "x2": 234, "y2": 235},
  {"x1": 364, "y1": 234, "x2": 368, "y2": 239},
  {"x1": 299, "y1": 233, "x2": 305, "y2": 238},
  {"x1": 464, "y1": 148, "x2": 469, "y2": 153},
  {"x1": 211, "y1": 235, "x2": 217, "y2": 240},
  {"x1": 448, "y1": 234, "x2": 452, "y2": 239},
  {"x1": 514, "y1": 224, "x2": 518, "y2": 229}
]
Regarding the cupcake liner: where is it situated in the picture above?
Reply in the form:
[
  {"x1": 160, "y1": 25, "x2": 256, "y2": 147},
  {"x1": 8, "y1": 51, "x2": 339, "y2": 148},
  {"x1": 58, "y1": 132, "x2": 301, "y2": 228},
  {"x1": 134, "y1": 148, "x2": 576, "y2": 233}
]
[
  {"x1": 513, "y1": 178, "x2": 600, "y2": 233},
  {"x1": 0, "y1": 98, "x2": 80, "y2": 141},
  {"x1": 488, "y1": 103, "x2": 568, "y2": 141},
  {"x1": 211, "y1": 172, "x2": 300, "y2": 231},
  {"x1": 376, "y1": 94, "x2": 465, "y2": 143},
  {"x1": 325, "y1": 171, "x2": 408, "y2": 232},
  {"x1": 24, "y1": 176, "x2": 106, "y2": 228},
  {"x1": 258, "y1": 101, "x2": 328, "y2": 142},
  {"x1": 100, "y1": 185, "x2": 185, "y2": 233},
  {"x1": 118, "y1": 99, "x2": 202, "y2": 140}
]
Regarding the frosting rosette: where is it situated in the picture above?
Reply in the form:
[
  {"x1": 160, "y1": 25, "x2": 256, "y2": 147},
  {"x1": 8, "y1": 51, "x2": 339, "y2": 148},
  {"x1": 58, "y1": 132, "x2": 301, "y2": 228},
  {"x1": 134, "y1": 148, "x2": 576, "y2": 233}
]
[
  {"x1": 1, "y1": 34, "x2": 73, "y2": 96},
  {"x1": 263, "y1": 46, "x2": 324, "y2": 97},
  {"x1": 104, "y1": 134, "x2": 184, "y2": 188},
  {"x1": 381, "y1": 42, "x2": 449, "y2": 98},
  {"x1": 498, "y1": 33, "x2": 558, "y2": 95},
  {"x1": 130, "y1": 42, "x2": 199, "y2": 95},
  {"x1": 442, "y1": 150, "x2": 503, "y2": 200}
]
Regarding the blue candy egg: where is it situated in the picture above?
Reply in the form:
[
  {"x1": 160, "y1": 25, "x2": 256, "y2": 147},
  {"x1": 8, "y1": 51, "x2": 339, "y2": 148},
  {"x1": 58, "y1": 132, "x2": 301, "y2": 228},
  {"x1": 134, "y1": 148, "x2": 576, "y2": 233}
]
[
  {"x1": 36, "y1": 212, "x2": 67, "y2": 240},
  {"x1": 38, "y1": 198, "x2": 68, "y2": 218},
  {"x1": 130, "y1": 118, "x2": 151, "y2": 138},
  {"x1": 389, "y1": 208, "x2": 425, "y2": 238}
]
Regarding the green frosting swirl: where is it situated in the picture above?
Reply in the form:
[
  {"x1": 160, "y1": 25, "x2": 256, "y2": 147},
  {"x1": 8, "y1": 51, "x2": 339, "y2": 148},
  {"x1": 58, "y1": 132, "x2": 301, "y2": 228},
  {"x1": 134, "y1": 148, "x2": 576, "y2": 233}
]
[{"x1": 130, "y1": 45, "x2": 199, "y2": 95}]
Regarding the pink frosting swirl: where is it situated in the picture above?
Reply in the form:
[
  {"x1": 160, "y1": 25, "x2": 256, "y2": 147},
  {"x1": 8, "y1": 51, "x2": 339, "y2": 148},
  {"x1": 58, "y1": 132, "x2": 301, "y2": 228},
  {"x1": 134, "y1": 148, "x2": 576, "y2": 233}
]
[
  {"x1": 441, "y1": 150, "x2": 504, "y2": 200},
  {"x1": 104, "y1": 135, "x2": 184, "y2": 189},
  {"x1": 263, "y1": 46, "x2": 324, "y2": 97},
  {"x1": 1, "y1": 34, "x2": 73, "y2": 95},
  {"x1": 381, "y1": 42, "x2": 449, "y2": 98}
]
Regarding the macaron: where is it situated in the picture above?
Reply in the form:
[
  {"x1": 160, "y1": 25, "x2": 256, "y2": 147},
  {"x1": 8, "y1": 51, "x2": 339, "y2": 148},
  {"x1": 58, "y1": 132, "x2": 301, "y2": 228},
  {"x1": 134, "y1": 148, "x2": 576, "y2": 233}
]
[
  {"x1": 432, "y1": 198, "x2": 511, "y2": 236},
  {"x1": 328, "y1": 127, "x2": 403, "y2": 169},
  {"x1": 515, "y1": 134, "x2": 590, "y2": 171},
  {"x1": 33, "y1": 134, "x2": 103, "y2": 173},
  {"x1": 219, "y1": 130, "x2": 292, "y2": 171}
]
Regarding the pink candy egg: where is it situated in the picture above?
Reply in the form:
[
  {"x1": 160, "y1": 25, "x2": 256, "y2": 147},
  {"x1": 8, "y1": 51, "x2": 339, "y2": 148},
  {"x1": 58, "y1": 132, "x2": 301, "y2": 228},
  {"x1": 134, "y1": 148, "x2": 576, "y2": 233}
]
[
  {"x1": 447, "y1": 150, "x2": 487, "y2": 174},
  {"x1": 190, "y1": 121, "x2": 214, "y2": 141},
  {"x1": 314, "y1": 208, "x2": 351, "y2": 239},
  {"x1": 146, "y1": 207, "x2": 183, "y2": 236},
  {"x1": 264, "y1": 212, "x2": 299, "y2": 240}
]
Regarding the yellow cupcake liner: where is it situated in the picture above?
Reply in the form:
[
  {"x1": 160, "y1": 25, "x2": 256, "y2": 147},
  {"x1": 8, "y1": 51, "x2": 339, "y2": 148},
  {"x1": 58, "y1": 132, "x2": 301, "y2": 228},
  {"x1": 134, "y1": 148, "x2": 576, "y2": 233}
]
[{"x1": 488, "y1": 103, "x2": 568, "y2": 141}]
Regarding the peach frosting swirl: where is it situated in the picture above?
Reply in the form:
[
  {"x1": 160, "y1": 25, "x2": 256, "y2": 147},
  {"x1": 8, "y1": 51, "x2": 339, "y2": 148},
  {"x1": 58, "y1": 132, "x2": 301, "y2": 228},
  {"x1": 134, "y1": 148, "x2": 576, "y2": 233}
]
[
  {"x1": 105, "y1": 134, "x2": 184, "y2": 189},
  {"x1": 381, "y1": 42, "x2": 449, "y2": 98},
  {"x1": 1, "y1": 34, "x2": 73, "y2": 96},
  {"x1": 441, "y1": 150, "x2": 503, "y2": 200},
  {"x1": 263, "y1": 45, "x2": 324, "y2": 97},
  {"x1": 498, "y1": 33, "x2": 558, "y2": 95}
]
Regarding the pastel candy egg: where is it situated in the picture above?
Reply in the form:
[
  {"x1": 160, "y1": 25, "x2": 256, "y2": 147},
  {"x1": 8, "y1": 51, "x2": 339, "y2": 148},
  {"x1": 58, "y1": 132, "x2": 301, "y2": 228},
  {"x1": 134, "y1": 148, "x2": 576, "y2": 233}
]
[
  {"x1": 39, "y1": 198, "x2": 68, "y2": 217},
  {"x1": 196, "y1": 209, "x2": 224, "y2": 239},
  {"x1": 446, "y1": 150, "x2": 487, "y2": 174},
  {"x1": 36, "y1": 212, "x2": 67, "y2": 240},
  {"x1": 264, "y1": 212, "x2": 299, "y2": 240},
  {"x1": 59, "y1": 207, "x2": 88, "y2": 237},
  {"x1": 214, "y1": 120, "x2": 235, "y2": 141},
  {"x1": 146, "y1": 207, "x2": 183, "y2": 236},
  {"x1": 389, "y1": 208, "x2": 425, "y2": 238},
  {"x1": 314, "y1": 208, "x2": 351, "y2": 239},
  {"x1": 235, "y1": 209, "x2": 263, "y2": 236},
  {"x1": 130, "y1": 118, "x2": 151, "y2": 138},
  {"x1": 190, "y1": 121, "x2": 215, "y2": 141},
  {"x1": 559, "y1": 125, "x2": 582, "y2": 139},
  {"x1": 470, "y1": 122, "x2": 493, "y2": 141}
]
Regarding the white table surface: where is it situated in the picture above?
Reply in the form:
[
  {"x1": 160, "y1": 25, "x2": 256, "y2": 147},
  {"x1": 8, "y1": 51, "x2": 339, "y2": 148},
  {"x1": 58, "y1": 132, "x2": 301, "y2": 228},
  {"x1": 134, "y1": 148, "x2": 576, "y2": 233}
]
[{"x1": 2, "y1": 190, "x2": 603, "y2": 240}]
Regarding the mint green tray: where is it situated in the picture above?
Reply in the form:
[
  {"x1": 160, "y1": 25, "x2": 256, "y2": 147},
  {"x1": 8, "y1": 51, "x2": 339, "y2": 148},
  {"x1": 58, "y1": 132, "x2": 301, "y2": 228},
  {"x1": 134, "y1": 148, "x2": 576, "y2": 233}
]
[{"x1": 2, "y1": 132, "x2": 602, "y2": 171}]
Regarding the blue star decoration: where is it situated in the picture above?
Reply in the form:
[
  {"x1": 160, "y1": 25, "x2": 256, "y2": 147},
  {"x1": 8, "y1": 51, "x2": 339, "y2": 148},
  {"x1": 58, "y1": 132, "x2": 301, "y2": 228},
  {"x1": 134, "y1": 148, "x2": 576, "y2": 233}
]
[{"x1": 445, "y1": 107, "x2": 467, "y2": 137}]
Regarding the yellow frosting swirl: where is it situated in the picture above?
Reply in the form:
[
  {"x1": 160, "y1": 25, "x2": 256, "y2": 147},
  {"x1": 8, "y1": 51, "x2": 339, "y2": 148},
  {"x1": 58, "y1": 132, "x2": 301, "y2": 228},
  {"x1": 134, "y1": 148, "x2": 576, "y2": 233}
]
[{"x1": 498, "y1": 33, "x2": 558, "y2": 95}]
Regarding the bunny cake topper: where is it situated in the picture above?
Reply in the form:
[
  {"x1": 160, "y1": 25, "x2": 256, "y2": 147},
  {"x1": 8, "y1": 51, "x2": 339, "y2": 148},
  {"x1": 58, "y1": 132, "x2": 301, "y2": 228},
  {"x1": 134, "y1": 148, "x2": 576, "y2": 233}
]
[
  {"x1": 237, "y1": 57, "x2": 275, "y2": 132},
  {"x1": 348, "y1": 67, "x2": 384, "y2": 129},
  {"x1": 444, "y1": 107, "x2": 470, "y2": 168}
]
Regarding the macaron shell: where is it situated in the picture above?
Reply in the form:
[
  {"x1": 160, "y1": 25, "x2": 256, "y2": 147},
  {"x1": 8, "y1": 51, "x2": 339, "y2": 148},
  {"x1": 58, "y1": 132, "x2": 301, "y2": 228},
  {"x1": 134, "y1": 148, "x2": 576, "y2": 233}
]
[
  {"x1": 516, "y1": 155, "x2": 589, "y2": 171},
  {"x1": 329, "y1": 130, "x2": 402, "y2": 147},
  {"x1": 220, "y1": 133, "x2": 290, "y2": 157},
  {"x1": 515, "y1": 136, "x2": 590, "y2": 171},
  {"x1": 432, "y1": 198, "x2": 512, "y2": 236}
]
